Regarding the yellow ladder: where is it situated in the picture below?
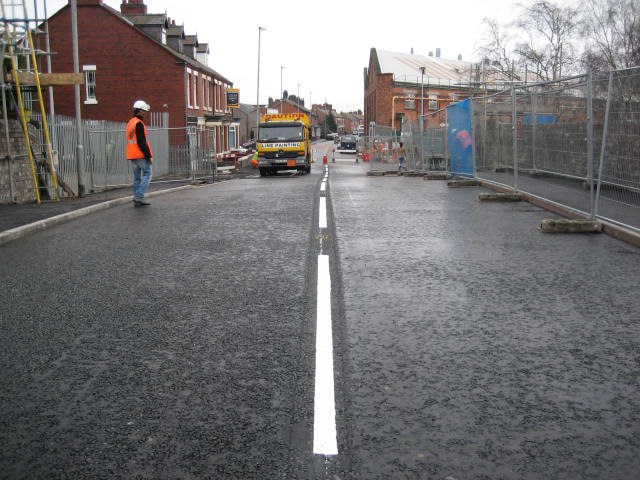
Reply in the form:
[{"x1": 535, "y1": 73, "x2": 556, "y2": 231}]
[{"x1": 1, "y1": 0, "x2": 60, "y2": 202}]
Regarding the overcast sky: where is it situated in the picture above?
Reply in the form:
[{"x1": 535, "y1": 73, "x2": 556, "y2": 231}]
[{"x1": 31, "y1": 0, "x2": 535, "y2": 112}]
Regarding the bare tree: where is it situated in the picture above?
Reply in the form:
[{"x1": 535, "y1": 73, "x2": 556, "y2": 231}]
[
  {"x1": 476, "y1": 18, "x2": 521, "y2": 81},
  {"x1": 580, "y1": 0, "x2": 640, "y2": 71},
  {"x1": 515, "y1": 1, "x2": 580, "y2": 80}
]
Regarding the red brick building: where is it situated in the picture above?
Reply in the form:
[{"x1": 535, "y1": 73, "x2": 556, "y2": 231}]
[
  {"x1": 44, "y1": 0, "x2": 236, "y2": 149},
  {"x1": 364, "y1": 48, "x2": 474, "y2": 134},
  {"x1": 269, "y1": 97, "x2": 311, "y2": 118}
]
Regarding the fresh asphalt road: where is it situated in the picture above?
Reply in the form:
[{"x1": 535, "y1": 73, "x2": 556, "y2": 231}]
[{"x1": 2, "y1": 141, "x2": 640, "y2": 479}]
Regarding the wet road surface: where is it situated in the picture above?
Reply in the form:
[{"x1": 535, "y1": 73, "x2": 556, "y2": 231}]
[{"x1": 1, "y1": 142, "x2": 639, "y2": 479}]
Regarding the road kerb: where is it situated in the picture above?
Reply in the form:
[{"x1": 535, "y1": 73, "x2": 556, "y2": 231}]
[{"x1": 0, "y1": 185, "x2": 193, "y2": 246}]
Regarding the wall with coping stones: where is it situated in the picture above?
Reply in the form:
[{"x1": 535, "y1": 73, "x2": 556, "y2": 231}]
[{"x1": 0, "y1": 118, "x2": 37, "y2": 204}]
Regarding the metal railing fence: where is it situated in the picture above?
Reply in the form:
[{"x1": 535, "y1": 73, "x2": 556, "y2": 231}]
[
  {"x1": 48, "y1": 114, "x2": 171, "y2": 193},
  {"x1": 28, "y1": 114, "x2": 221, "y2": 197}
]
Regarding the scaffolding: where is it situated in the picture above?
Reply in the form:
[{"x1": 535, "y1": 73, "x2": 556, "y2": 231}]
[{"x1": 0, "y1": 0, "x2": 68, "y2": 202}]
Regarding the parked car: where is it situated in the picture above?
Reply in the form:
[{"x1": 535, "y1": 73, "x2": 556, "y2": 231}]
[
  {"x1": 241, "y1": 139, "x2": 256, "y2": 153},
  {"x1": 325, "y1": 132, "x2": 338, "y2": 141}
]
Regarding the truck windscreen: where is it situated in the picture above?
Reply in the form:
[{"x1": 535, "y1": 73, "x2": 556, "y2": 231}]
[{"x1": 259, "y1": 124, "x2": 303, "y2": 142}]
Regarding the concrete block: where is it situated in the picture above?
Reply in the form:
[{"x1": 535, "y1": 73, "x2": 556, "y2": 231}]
[
  {"x1": 540, "y1": 219, "x2": 603, "y2": 233},
  {"x1": 366, "y1": 171, "x2": 385, "y2": 176},
  {"x1": 447, "y1": 179, "x2": 479, "y2": 187},
  {"x1": 478, "y1": 193, "x2": 523, "y2": 202},
  {"x1": 423, "y1": 172, "x2": 449, "y2": 180}
]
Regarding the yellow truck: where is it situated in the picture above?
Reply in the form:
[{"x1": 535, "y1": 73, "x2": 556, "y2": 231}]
[{"x1": 257, "y1": 113, "x2": 312, "y2": 176}]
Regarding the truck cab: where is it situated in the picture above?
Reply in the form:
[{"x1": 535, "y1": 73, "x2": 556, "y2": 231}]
[{"x1": 257, "y1": 113, "x2": 312, "y2": 176}]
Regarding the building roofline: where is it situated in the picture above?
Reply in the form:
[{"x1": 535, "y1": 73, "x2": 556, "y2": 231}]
[{"x1": 45, "y1": 2, "x2": 233, "y2": 85}]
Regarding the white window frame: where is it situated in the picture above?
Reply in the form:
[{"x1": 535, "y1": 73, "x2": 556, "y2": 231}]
[
  {"x1": 83, "y1": 65, "x2": 97, "y2": 104},
  {"x1": 229, "y1": 123, "x2": 237, "y2": 148},
  {"x1": 404, "y1": 93, "x2": 415, "y2": 110},
  {"x1": 215, "y1": 79, "x2": 221, "y2": 113},
  {"x1": 429, "y1": 93, "x2": 438, "y2": 110},
  {"x1": 204, "y1": 76, "x2": 211, "y2": 111},
  {"x1": 186, "y1": 68, "x2": 192, "y2": 108},
  {"x1": 192, "y1": 71, "x2": 199, "y2": 108}
]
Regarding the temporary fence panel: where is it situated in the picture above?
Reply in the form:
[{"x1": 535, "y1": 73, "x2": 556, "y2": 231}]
[
  {"x1": 471, "y1": 68, "x2": 639, "y2": 232},
  {"x1": 400, "y1": 118, "x2": 418, "y2": 170},
  {"x1": 365, "y1": 123, "x2": 398, "y2": 172},
  {"x1": 423, "y1": 126, "x2": 447, "y2": 171},
  {"x1": 447, "y1": 98, "x2": 474, "y2": 177},
  {"x1": 593, "y1": 68, "x2": 640, "y2": 230}
]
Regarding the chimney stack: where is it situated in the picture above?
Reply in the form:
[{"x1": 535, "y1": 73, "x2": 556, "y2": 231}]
[{"x1": 120, "y1": 0, "x2": 147, "y2": 15}]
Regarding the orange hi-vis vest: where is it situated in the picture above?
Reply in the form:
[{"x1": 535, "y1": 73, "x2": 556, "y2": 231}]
[{"x1": 126, "y1": 117, "x2": 153, "y2": 160}]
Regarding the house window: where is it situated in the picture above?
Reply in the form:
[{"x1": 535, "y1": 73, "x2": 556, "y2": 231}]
[
  {"x1": 200, "y1": 77, "x2": 207, "y2": 108},
  {"x1": 429, "y1": 93, "x2": 438, "y2": 110},
  {"x1": 186, "y1": 69, "x2": 192, "y2": 108},
  {"x1": 192, "y1": 72, "x2": 198, "y2": 108},
  {"x1": 204, "y1": 76, "x2": 211, "y2": 110},
  {"x1": 214, "y1": 80, "x2": 220, "y2": 112},
  {"x1": 229, "y1": 124, "x2": 237, "y2": 148},
  {"x1": 404, "y1": 93, "x2": 415, "y2": 110},
  {"x1": 83, "y1": 65, "x2": 97, "y2": 104}
]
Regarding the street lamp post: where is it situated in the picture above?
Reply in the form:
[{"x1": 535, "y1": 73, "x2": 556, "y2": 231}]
[
  {"x1": 309, "y1": 90, "x2": 312, "y2": 136},
  {"x1": 297, "y1": 83, "x2": 300, "y2": 114},
  {"x1": 420, "y1": 66, "x2": 425, "y2": 170},
  {"x1": 280, "y1": 65, "x2": 285, "y2": 113},
  {"x1": 70, "y1": 0, "x2": 86, "y2": 196},
  {"x1": 256, "y1": 26, "x2": 265, "y2": 142}
]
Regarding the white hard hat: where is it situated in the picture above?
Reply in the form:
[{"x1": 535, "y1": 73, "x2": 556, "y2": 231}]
[{"x1": 133, "y1": 100, "x2": 151, "y2": 111}]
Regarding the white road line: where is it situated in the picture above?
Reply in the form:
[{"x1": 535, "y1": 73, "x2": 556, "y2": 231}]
[
  {"x1": 319, "y1": 197, "x2": 327, "y2": 229},
  {"x1": 321, "y1": 182, "x2": 326, "y2": 192},
  {"x1": 313, "y1": 254, "x2": 338, "y2": 455}
]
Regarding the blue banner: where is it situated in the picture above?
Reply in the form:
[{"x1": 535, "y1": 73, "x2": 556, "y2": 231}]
[{"x1": 447, "y1": 98, "x2": 474, "y2": 176}]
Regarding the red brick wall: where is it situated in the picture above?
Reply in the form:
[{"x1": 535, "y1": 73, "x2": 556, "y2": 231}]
[
  {"x1": 364, "y1": 70, "x2": 394, "y2": 129},
  {"x1": 45, "y1": 4, "x2": 187, "y2": 145},
  {"x1": 364, "y1": 50, "x2": 471, "y2": 132}
]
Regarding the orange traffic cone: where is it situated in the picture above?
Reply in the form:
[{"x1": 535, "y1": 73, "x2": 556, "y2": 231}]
[{"x1": 323, "y1": 154, "x2": 328, "y2": 165}]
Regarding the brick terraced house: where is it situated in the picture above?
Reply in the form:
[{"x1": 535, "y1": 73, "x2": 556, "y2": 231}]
[{"x1": 44, "y1": 0, "x2": 237, "y2": 150}]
